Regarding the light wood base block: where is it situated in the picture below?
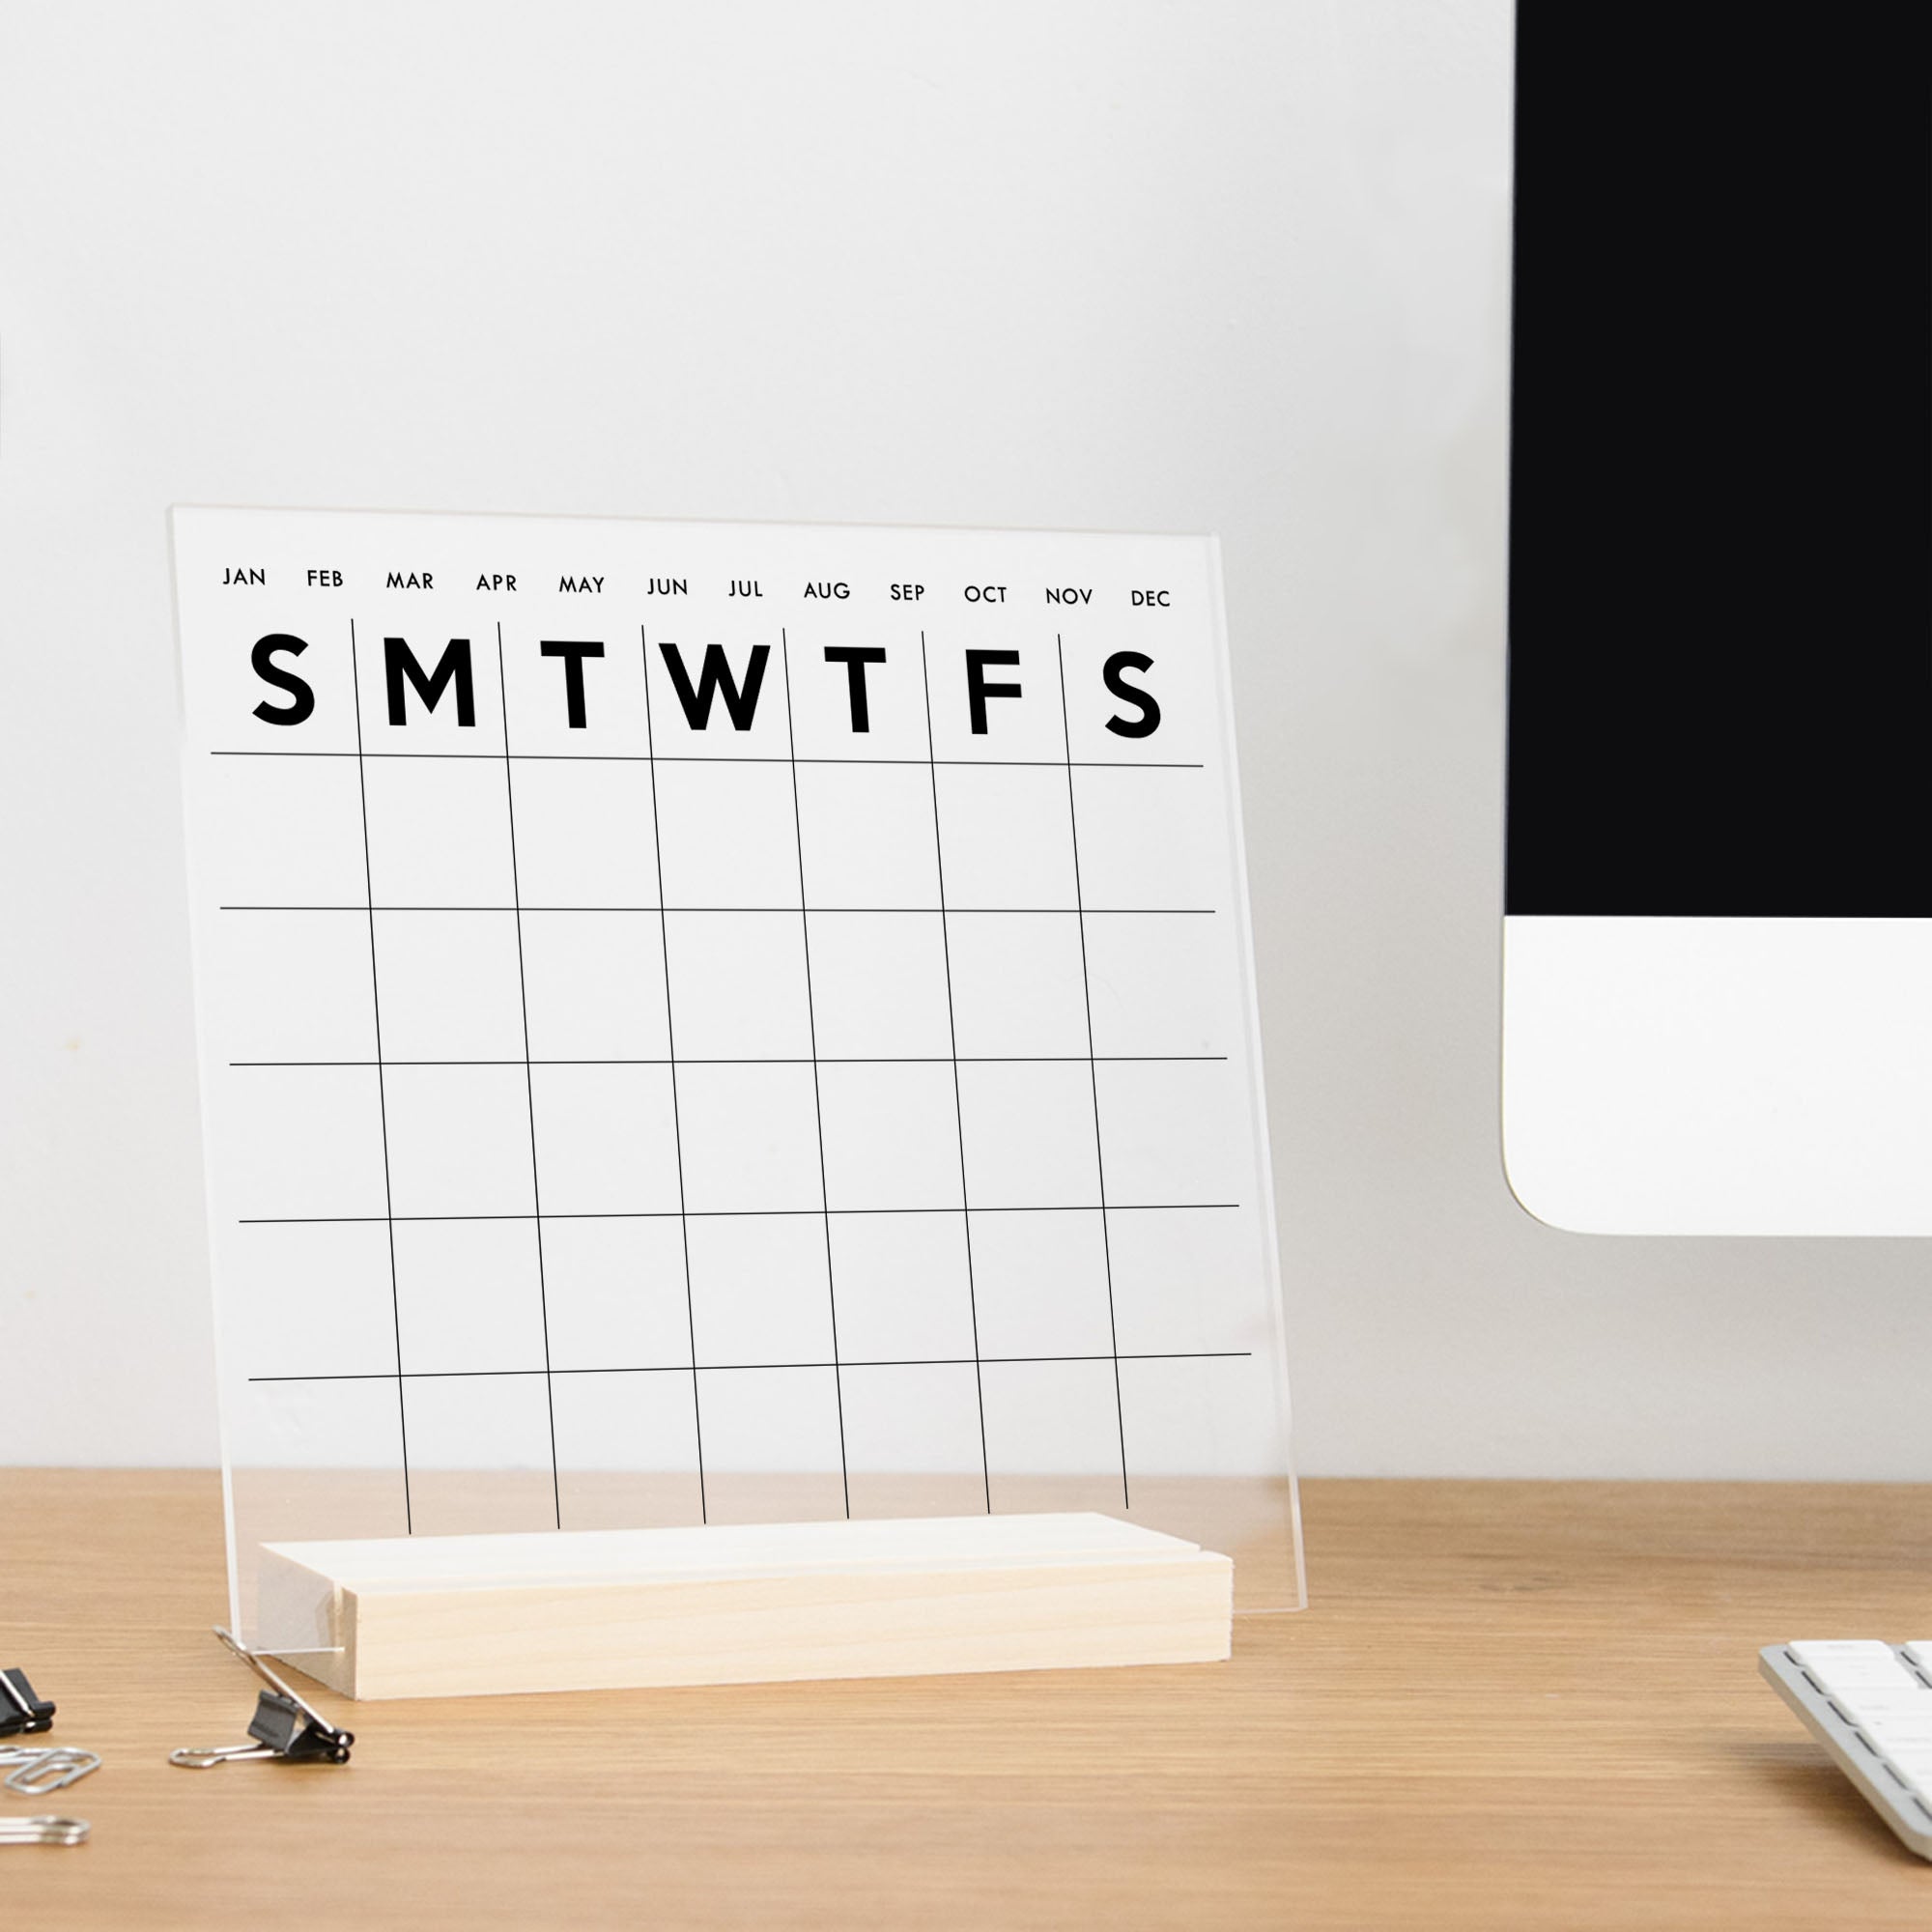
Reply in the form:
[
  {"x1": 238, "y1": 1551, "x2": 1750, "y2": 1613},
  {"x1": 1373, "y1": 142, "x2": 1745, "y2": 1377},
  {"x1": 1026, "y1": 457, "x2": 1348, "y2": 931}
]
[{"x1": 258, "y1": 1511, "x2": 1235, "y2": 1699}]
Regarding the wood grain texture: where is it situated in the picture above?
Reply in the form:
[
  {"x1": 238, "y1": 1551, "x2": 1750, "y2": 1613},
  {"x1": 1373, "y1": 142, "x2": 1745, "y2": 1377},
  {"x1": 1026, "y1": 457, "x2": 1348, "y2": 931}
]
[
  {"x1": 261, "y1": 1514, "x2": 1233, "y2": 1697},
  {"x1": 3, "y1": 1472, "x2": 1929, "y2": 1928}
]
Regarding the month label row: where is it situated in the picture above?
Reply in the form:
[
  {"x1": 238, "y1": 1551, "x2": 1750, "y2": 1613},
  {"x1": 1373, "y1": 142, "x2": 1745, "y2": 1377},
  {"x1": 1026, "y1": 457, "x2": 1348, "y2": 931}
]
[{"x1": 216, "y1": 567, "x2": 1178, "y2": 608}]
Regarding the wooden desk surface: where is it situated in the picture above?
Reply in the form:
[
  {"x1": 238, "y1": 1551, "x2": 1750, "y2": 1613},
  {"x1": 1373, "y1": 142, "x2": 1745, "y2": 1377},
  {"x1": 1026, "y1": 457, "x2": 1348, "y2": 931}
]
[{"x1": 5, "y1": 1474, "x2": 1928, "y2": 1928}]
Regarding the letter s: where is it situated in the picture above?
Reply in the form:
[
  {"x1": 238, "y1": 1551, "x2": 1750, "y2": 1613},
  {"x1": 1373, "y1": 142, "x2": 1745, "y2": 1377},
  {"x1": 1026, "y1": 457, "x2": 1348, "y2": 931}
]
[
  {"x1": 1102, "y1": 650, "x2": 1160, "y2": 739},
  {"x1": 251, "y1": 634, "x2": 315, "y2": 725}
]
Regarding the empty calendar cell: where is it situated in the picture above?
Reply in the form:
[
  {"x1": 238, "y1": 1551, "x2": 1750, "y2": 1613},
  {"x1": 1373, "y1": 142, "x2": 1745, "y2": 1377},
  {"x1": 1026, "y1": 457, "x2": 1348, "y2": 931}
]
[
  {"x1": 1117, "y1": 1354, "x2": 1289, "y2": 1477},
  {"x1": 663, "y1": 910, "x2": 813, "y2": 1061},
  {"x1": 218, "y1": 1065, "x2": 388, "y2": 1222},
  {"x1": 552, "y1": 1374, "x2": 704, "y2": 1529},
  {"x1": 825, "y1": 1211, "x2": 979, "y2": 1364},
  {"x1": 391, "y1": 1217, "x2": 550, "y2": 1375},
  {"x1": 792, "y1": 763, "x2": 940, "y2": 909},
  {"x1": 696, "y1": 1366, "x2": 848, "y2": 1523},
  {"x1": 196, "y1": 754, "x2": 368, "y2": 907},
  {"x1": 652, "y1": 759, "x2": 802, "y2": 909},
  {"x1": 686, "y1": 1213, "x2": 834, "y2": 1368},
  {"x1": 945, "y1": 911, "x2": 1091, "y2": 1059},
  {"x1": 841, "y1": 1364, "x2": 987, "y2": 1514},
  {"x1": 229, "y1": 1375, "x2": 406, "y2": 1478},
  {"x1": 1067, "y1": 765, "x2": 1227, "y2": 911},
  {"x1": 806, "y1": 912, "x2": 953, "y2": 1061},
  {"x1": 383, "y1": 1063, "x2": 536, "y2": 1220},
  {"x1": 675, "y1": 1063, "x2": 824, "y2": 1214},
  {"x1": 818, "y1": 1062, "x2": 962, "y2": 1211},
  {"x1": 1106, "y1": 1205, "x2": 1273, "y2": 1357},
  {"x1": 980, "y1": 1357, "x2": 1123, "y2": 1492},
  {"x1": 399, "y1": 1375, "x2": 558, "y2": 1537},
  {"x1": 932, "y1": 765, "x2": 1078, "y2": 909},
  {"x1": 371, "y1": 910, "x2": 526, "y2": 1062},
  {"x1": 968, "y1": 1208, "x2": 1114, "y2": 1359},
  {"x1": 955, "y1": 1061, "x2": 1101, "y2": 1208},
  {"x1": 210, "y1": 910, "x2": 376, "y2": 1064},
  {"x1": 528, "y1": 1063, "x2": 681, "y2": 1216},
  {"x1": 1084, "y1": 912, "x2": 1231, "y2": 1059},
  {"x1": 1094, "y1": 1060, "x2": 1248, "y2": 1207},
  {"x1": 362, "y1": 756, "x2": 516, "y2": 909},
  {"x1": 508, "y1": 759, "x2": 661, "y2": 908},
  {"x1": 541, "y1": 1216, "x2": 694, "y2": 1372},
  {"x1": 224, "y1": 1219, "x2": 397, "y2": 1380},
  {"x1": 519, "y1": 911, "x2": 669, "y2": 1063}
]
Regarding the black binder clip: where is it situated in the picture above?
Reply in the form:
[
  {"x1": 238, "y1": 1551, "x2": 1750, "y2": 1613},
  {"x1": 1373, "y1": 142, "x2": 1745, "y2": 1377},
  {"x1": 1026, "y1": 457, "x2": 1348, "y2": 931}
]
[
  {"x1": 0, "y1": 1668, "x2": 55, "y2": 1739},
  {"x1": 169, "y1": 1629, "x2": 354, "y2": 1769}
]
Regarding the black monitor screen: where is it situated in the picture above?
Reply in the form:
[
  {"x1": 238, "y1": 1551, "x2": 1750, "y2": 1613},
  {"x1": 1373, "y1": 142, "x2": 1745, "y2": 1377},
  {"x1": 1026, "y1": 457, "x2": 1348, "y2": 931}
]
[{"x1": 1506, "y1": 15, "x2": 1930, "y2": 918}]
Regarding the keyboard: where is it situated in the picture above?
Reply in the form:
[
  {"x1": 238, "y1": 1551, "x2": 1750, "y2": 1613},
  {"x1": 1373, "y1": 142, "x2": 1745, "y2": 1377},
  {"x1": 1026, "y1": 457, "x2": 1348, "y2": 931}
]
[{"x1": 1760, "y1": 1641, "x2": 1932, "y2": 1859}]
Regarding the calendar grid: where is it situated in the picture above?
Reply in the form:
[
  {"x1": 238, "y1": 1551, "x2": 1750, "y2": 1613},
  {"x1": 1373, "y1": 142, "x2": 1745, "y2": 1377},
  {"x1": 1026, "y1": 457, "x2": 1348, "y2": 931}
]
[
  {"x1": 779, "y1": 628, "x2": 853, "y2": 1516},
  {"x1": 919, "y1": 632, "x2": 993, "y2": 1509},
  {"x1": 213, "y1": 607, "x2": 1256, "y2": 1528},
  {"x1": 637, "y1": 628, "x2": 710, "y2": 1520},
  {"x1": 494, "y1": 623, "x2": 564, "y2": 1527},
  {"x1": 346, "y1": 619, "x2": 414, "y2": 1532}
]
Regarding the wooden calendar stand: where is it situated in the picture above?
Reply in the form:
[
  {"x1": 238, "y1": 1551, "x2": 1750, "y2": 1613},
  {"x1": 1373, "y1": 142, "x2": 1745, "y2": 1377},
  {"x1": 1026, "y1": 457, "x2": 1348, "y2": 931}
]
[{"x1": 261, "y1": 1513, "x2": 1234, "y2": 1700}]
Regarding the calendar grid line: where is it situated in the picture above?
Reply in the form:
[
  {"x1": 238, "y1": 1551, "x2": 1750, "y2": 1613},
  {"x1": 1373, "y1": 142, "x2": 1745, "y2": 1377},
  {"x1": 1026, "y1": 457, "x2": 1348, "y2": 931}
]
[
  {"x1": 639, "y1": 627, "x2": 708, "y2": 1521},
  {"x1": 218, "y1": 903, "x2": 1218, "y2": 915},
  {"x1": 780, "y1": 628, "x2": 852, "y2": 1517},
  {"x1": 239, "y1": 1203, "x2": 1240, "y2": 1225},
  {"x1": 1057, "y1": 633, "x2": 1130, "y2": 1510},
  {"x1": 247, "y1": 1350, "x2": 1254, "y2": 1383},
  {"x1": 346, "y1": 618, "x2": 413, "y2": 1534},
  {"x1": 920, "y1": 630, "x2": 992, "y2": 1511},
  {"x1": 496, "y1": 623, "x2": 563, "y2": 1528},
  {"x1": 230, "y1": 1054, "x2": 1230, "y2": 1068},
  {"x1": 211, "y1": 748, "x2": 1207, "y2": 770}
]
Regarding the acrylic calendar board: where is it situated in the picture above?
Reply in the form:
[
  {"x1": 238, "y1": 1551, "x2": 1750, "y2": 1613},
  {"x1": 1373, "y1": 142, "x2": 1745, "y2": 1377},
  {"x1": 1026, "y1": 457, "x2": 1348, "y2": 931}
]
[{"x1": 171, "y1": 508, "x2": 1301, "y2": 1647}]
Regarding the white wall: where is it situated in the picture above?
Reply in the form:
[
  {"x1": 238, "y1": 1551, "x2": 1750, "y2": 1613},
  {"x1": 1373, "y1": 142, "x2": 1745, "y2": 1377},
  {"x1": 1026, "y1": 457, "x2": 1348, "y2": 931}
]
[{"x1": 3, "y1": 0, "x2": 1923, "y2": 1479}]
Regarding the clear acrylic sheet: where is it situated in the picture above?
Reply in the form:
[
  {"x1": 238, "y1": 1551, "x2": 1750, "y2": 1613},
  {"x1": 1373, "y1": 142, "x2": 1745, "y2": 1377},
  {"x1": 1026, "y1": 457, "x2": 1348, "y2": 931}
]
[{"x1": 172, "y1": 509, "x2": 1302, "y2": 1651}]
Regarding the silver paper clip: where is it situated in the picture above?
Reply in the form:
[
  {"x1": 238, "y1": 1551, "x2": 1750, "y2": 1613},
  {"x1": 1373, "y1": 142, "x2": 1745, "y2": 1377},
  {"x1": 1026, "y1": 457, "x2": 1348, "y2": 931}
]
[
  {"x1": 0, "y1": 1746, "x2": 100, "y2": 1795},
  {"x1": 0, "y1": 1816, "x2": 89, "y2": 1847},
  {"x1": 169, "y1": 1627, "x2": 353, "y2": 1769}
]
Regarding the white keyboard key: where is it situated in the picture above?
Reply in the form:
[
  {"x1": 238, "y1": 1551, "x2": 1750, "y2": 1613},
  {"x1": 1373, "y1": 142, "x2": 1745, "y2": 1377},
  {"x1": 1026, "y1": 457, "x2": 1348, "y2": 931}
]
[
  {"x1": 1790, "y1": 1640, "x2": 1916, "y2": 1689},
  {"x1": 1833, "y1": 1687, "x2": 1932, "y2": 1720},
  {"x1": 1904, "y1": 1642, "x2": 1932, "y2": 1673}
]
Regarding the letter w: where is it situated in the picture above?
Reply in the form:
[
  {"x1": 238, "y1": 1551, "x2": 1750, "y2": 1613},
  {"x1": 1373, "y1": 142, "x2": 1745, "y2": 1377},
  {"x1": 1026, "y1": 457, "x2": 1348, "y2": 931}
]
[{"x1": 658, "y1": 641, "x2": 768, "y2": 730}]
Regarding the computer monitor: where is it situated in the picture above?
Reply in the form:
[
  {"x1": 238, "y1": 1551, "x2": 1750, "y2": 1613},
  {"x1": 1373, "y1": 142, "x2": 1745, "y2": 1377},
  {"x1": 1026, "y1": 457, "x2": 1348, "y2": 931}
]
[{"x1": 1501, "y1": 15, "x2": 1929, "y2": 1235}]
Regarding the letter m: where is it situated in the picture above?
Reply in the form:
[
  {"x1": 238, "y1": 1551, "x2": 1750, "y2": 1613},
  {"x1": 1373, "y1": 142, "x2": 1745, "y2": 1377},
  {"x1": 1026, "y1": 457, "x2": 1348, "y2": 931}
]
[{"x1": 385, "y1": 637, "x2": 476, "y2": 725}]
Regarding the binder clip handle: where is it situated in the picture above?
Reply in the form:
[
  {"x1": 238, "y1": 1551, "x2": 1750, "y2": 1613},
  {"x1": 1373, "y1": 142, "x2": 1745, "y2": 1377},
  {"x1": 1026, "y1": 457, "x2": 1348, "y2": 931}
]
[{"x1": 0, "y1": 1668, "x2": 54, "y2": 1739}]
